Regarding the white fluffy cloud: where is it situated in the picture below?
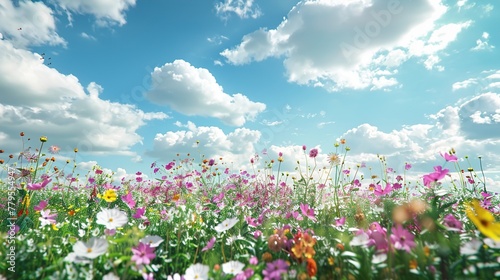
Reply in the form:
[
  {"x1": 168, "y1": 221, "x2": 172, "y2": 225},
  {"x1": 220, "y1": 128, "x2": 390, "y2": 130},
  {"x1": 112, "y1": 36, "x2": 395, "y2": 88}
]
[
  {"x1": 0, "y1": 0, "x2": 65, "y2": 47},
  {"x1": 147, "y1": 121, "x2": 261, "y2": 168},
  {"x1": 336, "y1": 88, "x2": 500, "y2": 191},
  {"x1": 221, "y1": 0, "x2": 472, "y2": 91},
  {"x1": 145, "y1": 59, "x2": 266, "y2": 126},
  {"x1": 53, "y1": 0, "x2": 136, "y2": 26},
  {"x1": 0, "y1": 39, "x2": 167, "y2": 160},
  {"x1": 215, "y1": 0, "x2": 262, "y2": 19},
  {"x1": 471, "y1": 32, "x2": 495, "y2": 51}
]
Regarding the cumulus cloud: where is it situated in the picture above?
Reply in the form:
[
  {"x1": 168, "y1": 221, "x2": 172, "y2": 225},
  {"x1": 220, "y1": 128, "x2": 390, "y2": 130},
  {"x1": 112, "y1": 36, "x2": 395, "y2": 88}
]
[
  {"x1": 145, "y1": 59, "x2": 266, "y2": 126},
  {"x1": 471, "y1": 32, "x2": 495, "y2": 51},
  {"x1": 221, "y1": 0, "x2": 472, "y2": 91},
  {"x1": 336, "y1": 88, "x2": 500, "y2": 192},
  {"x1": 0, "y1": 0, "x2": 65, "y2": 47},
  {"x1": 52, "y1": 0, "x2": 136, "y2": 26},
  {"x1": 147, "y1": 121, "x2": 261, "y2": 168},
  {"x1": 0, "y1": 39, "x2": 167, "y2": 160},
  {"x1": 452, "y1": 78, "x2": 478, "y2": 91},
  {"x1": 215, "y1": 0, "x2": 262, "y2": 19}
]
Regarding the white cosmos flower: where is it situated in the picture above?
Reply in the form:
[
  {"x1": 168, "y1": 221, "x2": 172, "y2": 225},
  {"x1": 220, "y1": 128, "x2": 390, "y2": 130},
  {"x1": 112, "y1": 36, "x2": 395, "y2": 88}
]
[
  {"x1": 184, "y1": 263, "x2": 209, "y2": 280},
  {"x1": 214, "y1": 217, "x2": 239, "y2": 233},
  {"x1": 72, "y1": 237, "x2": 109, "y2": 259},
  {"x1": 96, "y1": 208, "x2": 128, "y2": 230},
  {"x1": 64, "y1": 252, "x2": 92, "y2": 264},
  {"x1": 349, "y1": 232, "x2": 370, "y2": 247},
  {"x1": 460, "y1": 239, "x2": 482, "y2": 255},
  {"x1": 222, "y1": 260, "x2": 245, "y2": 275},
  {"x1": 102, "y1": 272, "x2": 120, "y2": 280},
  {"x1": 372, "y1": 253, "x2": 387, "y2": 264},
  {"x1": 484, "y1": 238, "x2": 500, "y2": 249},
  {"x1": 140, "y1": 235, "x2": 164, "y2": 247}
]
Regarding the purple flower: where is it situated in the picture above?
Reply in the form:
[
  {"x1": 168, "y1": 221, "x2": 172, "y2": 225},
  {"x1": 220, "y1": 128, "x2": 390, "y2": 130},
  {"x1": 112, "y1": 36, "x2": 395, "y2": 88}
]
[
  {"x1": 390, "y1": 224, "x2": 416, "y2": 253},
  {"x1": 263, "y1": 259, "x2": 289, "y2": 280},
  {"x1": 34, "y1": 200, "x2": 48, "y2": 212},
  {"x1": 133, "y1": 207, "x2": 146, "y2": 219},
  {"x1": 27, "y1": 178, "x2": 52, "y2": 191},
  {"x1": 443, "y1": 214, "x2": 463, "y2": 231},
  {"x1": 121, "y1": 192, "x2": 136, "y2": 209},
  {"x1": 423, "y1": 166, "x2": 449, "y2": 187},
  {"x1": 202, "y1": 237, "x2": 216, "y2": 252},
  {"x1": 309, "y1": 148, "x2": 318, "y2": 158},
  {"x1": 440, "y1": 152, "x2": 458, "y2": 162},
  {"x1": 131, "y1": 242, "x2": 156, "y2": 266},
  {"x1": 165, "y1": 162, "x2": 175, "y2": 170},
  {"x1": 335, "y1": 216, "x2": 346, "y2": 227},
  {"x1": 373, "y1": 183, "x2": 393, "y2": 196},
  {"x1": 299, "y1": 203, "x2": 316, "y2": 222},
  {"x1": 405, "y1": 163, "x2": 412, "y2": 170}
]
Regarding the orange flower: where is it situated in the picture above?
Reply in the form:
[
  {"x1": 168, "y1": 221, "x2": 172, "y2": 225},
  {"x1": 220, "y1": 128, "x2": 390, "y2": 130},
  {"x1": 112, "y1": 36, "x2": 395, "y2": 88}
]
[
  {"x1": 306, "y1": 258, "x2": 317, "y2": 277},
  {"x1": 409, "y1": 259, "x2": 418, "y2": 269}
]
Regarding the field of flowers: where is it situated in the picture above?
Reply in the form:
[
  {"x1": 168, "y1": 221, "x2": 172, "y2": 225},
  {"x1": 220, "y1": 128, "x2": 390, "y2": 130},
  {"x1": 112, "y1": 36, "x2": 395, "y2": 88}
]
[{"x1": 1, "y1": 134, "x2": 499, "y2": 280}]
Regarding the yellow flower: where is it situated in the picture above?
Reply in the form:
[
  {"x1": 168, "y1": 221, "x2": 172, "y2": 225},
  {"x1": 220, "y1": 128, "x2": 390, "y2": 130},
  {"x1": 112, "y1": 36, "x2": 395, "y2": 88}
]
[
  {"x1": 40, "y1": 136, "x2": 48, "y2": 142},
  {"x1": 102, "y1": 189, "x2": 117, "y2": 203},
  {"x1": 52, "y1": 224, "x2": 59, "y2": 231},
  {"x1": 466, "y1": 199, "x2": 500, "y2": 241}
]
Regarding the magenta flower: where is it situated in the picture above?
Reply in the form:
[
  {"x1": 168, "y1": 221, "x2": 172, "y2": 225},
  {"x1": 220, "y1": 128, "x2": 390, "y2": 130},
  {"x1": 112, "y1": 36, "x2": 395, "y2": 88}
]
[
  {"x1": 27, "y1": 178, "x2": 52, "y2": 191},
  {"x1": 390, "y1": 224, "x2": 416, "y2": 253},
  {"x1": 131, "y1": 242, "x2": 156, "y2": 266},
  {"x1": 440, "y1": 152, "x2": 458, "y2": 162},
  {"x1": 165, "y1": 162, "x2": 175, "y2": 170},
  {"x1": 335, "y1": 216, "x2": 346, "y2": 227},
  {"x1": 309, "y1": 148, "x2": 318, "y2": 158},
  {"x1": 263, "y1": 259, "x2": 289, "y2": 280},
  {"x1": 404, "y1": 163, "x2": 412, "y2": 170},
  {"x1": 201, "y1": 237, "x2": 216, "y2": 252},
  {"x1": 299, "y1": 203, "x2": 316, "y2": 222},
  {"x1": 423, "y1": 166, "x2": 449, "y2": 187},
  {"x1": 133, "y1": 207, "x2": 146, "y2": 219},
  {"x1": 121, "y1": 192, "x2": 136, "y2": 209},
  {"x1": 373, "y1": 183, "x2": 393, "y2": 196},
  {"x1": 34, "y1": 200, "x2": 48, "y2": 212},
  {"x1": 443, "y1": 214, "x2": 463, "y2": 231}
]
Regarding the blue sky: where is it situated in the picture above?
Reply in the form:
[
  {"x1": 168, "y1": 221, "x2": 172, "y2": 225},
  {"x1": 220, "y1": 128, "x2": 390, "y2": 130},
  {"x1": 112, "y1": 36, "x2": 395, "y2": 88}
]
[{"x1": 0, "y1": 0, "x2": 499, "y2": 191}]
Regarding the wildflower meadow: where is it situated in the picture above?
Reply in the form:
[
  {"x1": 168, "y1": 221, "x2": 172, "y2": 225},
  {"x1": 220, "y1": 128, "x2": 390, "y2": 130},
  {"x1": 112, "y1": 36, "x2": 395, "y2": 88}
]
[{"x1": 1, "y1": 133, "x2": 499, "y2": 280}]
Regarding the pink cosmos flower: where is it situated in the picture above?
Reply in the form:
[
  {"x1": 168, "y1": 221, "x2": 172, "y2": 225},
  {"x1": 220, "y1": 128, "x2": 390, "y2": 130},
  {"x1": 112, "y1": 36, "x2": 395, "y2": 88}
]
[
  {"x1": 299, "y1": 204, "x2": 316, "y2": 222},
  {"x1": 373, "y1": 183, "x2": 393, "y2": 196},
  {"x1": 34, "y1": 200, "x2": 48, "y2": 212},
  {"x1": 39, "y1": 209, "x2": 57, "y2": 227},
  {"x1": 440, "y1": 152, "x2": 458, "y2": 162},
  {"x1": 27, "y1": 178, "x2": 52, "y2": 191},
  {"x1": 390, "y1": 224, "x2": 416, "y2": 253},
  {"x1": 121, "y1": 192, "x2": 136, "y2": 209},
  {"x1": 423, "y1": 166, "x2": 449, "y2": 187},
  {"x1": 443, "y1": 214, "x2": 463, "y2": 231},
  {"x1": 335, "y1": 216, "x2": 346, "y2": 227},
  {"x1": 202, "y1": 237, "x2": 216, "y2": 252},
  {"x1": 131, "y1": 242, "x2": 156, "y2": 266},
  {"x1": 133, "y1": 207, "x2": 146, "y2": 219}
]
